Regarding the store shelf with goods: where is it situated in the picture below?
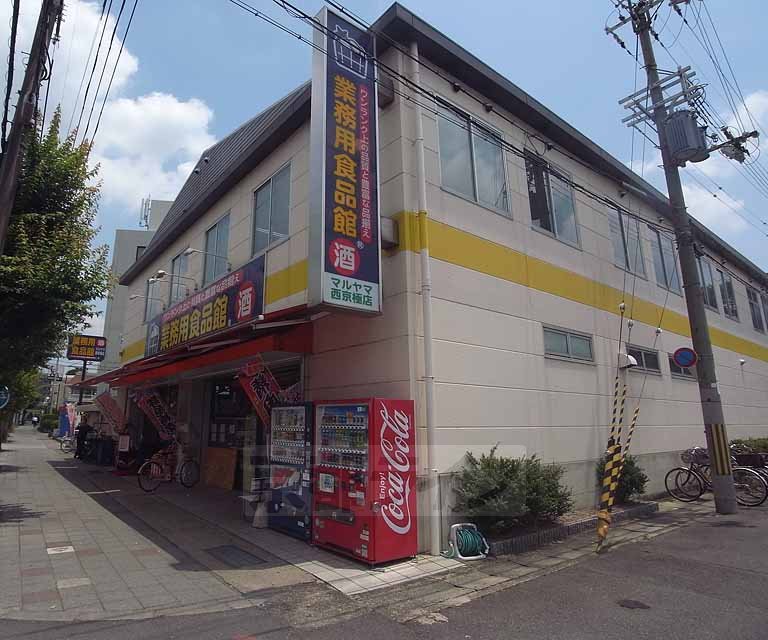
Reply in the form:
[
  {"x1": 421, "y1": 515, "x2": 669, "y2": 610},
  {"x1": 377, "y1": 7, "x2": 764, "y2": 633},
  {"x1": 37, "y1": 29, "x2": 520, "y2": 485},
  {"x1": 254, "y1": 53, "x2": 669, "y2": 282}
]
[
  {"x1": 271, "y1": 455, "x2": 304, "y2": 465},
  {"x1": 271, "y1": 438, "x2": 306, "y2": 447},
  {"x1": 318, "y1": 446, "x2": 368, "y2": 455},
  {"x1": 319, "y1": 423, "x2": 367, "y2": 430},
  {"x1": 316, "y1": 461, "x2": 367, "y2": 472}
]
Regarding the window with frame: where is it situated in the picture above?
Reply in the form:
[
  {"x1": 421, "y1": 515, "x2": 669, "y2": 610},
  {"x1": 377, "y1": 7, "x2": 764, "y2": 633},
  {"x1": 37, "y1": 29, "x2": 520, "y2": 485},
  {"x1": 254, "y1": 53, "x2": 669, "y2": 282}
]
[
  {"x1": 649, "y1": 227, "x2": 681, "y2": 293},
  {"x1": 144, "y1": 278, "x2": 163, "y2": 323},
  {"x1": 253, "y1": 164, "x2": 291, "y2": 255},
  {"x1": 525, "y1": 150, "x2": 579, "y2": 246},
  {"x1": 170, "y1": 251, "x2": 189, "y2": 305},
  {"x1": 762, "y1": 293, "x2": 768, "y2": 334},
  {"x1": 717, "y1": 269, "x2": 739, "y2": 320},
  {"x1": 697, "y1": 256, "x2": 718, "y2": 310},
  {"x1": 436, "y1": 103, "x2": 509, "y2": 212},
  {"x1": 135, "y1": 245, "x2": 146, "y2": 261},
  {"x1": 747, "y1": 286, "x2": 765, "y2": 332},
  {"x1": 626, "y1": 345, "x2": 660, "y2": 372},
  {"x1": 668, "y1": 355, "x2": 695, "y2": 378},
  {"x1": 203, "y1": 214, "x2": 230, "y2": 286},
  {"x1": 543, "y1": 327, "x2": 593, "y2": 361},
  {"x1": 607, "y1": 208, "x2": 645, "y2": 275}
]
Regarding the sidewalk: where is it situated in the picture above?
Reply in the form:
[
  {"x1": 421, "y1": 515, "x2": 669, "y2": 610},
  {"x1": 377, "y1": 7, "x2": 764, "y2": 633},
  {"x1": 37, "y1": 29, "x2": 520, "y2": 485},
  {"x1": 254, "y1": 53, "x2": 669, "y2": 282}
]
[{"x1": 1, "y1": 423, "x2": 717, "y2": 626}]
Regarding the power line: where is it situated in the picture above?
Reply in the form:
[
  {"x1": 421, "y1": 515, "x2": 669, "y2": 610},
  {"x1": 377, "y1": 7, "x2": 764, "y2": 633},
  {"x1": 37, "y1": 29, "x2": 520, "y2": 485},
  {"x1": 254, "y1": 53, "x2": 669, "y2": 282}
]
[
  {"x1": 82, "y1": 0, "x2": 128, "y2": 142},
  {"x1": 40, "y1": 38, "x2": 58, "y2": 139},
  {"x1": 685, "y1": 169, "x2": 768, "y2": 239},
  {"x1": 74, "y1": 0, "x2": 114, "y2": 140},
  {"x1": 89, "y1": 0, "x2": 140, "y2": 150},
  {"x1": 228, "y1": 0, "x2": 764, "y2": 291},
  {"x1": 68, "y1": 1, "x2": 109, "y2": 135},
  {"x1": 687, "y1": 165, "x2": 768, "y2": 230},
  {"x1": 2, "y1": 0, "x2": 21, "y2": 154}
]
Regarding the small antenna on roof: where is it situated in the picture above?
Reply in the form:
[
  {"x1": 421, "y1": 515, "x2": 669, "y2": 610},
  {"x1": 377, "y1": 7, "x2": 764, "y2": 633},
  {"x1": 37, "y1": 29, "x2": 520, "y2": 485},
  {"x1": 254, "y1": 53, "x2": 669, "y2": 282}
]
[{"x1": 139, "y1": 196, "x2": 151, "y2": 229}]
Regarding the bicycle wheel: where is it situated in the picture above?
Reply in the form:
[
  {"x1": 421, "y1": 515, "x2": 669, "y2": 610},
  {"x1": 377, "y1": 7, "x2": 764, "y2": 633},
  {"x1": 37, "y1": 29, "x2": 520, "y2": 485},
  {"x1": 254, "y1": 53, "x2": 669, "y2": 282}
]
[
  {"x1": 138, "y1": 461, "x2": 163, "y2": 493},
  {"x1": 732, "y1": 467, "x2": 768, "y2": 507},
  {"x1": 697, "y1": 464, "x2": 712, "y2": 487},
  {"x1": 665, "y1": 467, "x2": 704, "y2": 502},
  {"x1": 179, "y1": 460, "x2": 200, "y2": 488}
]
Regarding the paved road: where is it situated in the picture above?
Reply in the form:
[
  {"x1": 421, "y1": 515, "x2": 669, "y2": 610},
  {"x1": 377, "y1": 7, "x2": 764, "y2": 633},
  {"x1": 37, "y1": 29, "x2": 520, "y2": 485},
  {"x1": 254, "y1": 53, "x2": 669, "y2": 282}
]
[{"x1": 3, "y1": 423, "x2": 768, "y2": 639}]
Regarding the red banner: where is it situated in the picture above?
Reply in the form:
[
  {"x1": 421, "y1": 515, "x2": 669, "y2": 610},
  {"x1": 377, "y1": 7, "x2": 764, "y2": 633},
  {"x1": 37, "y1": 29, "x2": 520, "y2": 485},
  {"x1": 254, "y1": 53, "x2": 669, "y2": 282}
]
[
  {"x1": 134, "y1": 390, "x2": 175, "y2": 439},
  {"x1": 94, "y1": 392, "x2": 126, "y2": 434},
  {"x1": 236, "y1": 357, "x2": 303, "y2": 426}
]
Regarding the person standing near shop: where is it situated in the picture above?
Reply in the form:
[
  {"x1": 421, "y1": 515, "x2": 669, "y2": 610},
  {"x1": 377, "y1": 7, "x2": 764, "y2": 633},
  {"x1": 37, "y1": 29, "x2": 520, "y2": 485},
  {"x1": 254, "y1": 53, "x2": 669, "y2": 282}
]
[{"x1": 74, "y1": 416, "x2": 92, "y2": 459}]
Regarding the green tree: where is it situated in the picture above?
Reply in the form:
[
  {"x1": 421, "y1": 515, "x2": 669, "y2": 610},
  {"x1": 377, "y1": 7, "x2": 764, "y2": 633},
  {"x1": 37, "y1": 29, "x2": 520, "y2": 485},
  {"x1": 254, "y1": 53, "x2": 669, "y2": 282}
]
[
  {"x1": 0, "y1": 369, "x2": 41, "y2": 447},
  {"x1": 0, "y1": 110, "x2": 111, "y2": 390}
]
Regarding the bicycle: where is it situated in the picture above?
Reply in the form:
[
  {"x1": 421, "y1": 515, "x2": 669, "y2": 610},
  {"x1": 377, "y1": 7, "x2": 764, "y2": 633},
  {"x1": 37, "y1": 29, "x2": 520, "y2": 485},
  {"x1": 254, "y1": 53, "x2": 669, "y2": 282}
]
[
  {"x1": 138, "y1": 440, "x2": 200, "y2": 493},
  {"x1": 60, "y1": 435, "x2": 75, "y2": 453},
  {"x1": 665, "y1": 446, "x2": 768, "y2": 507}
]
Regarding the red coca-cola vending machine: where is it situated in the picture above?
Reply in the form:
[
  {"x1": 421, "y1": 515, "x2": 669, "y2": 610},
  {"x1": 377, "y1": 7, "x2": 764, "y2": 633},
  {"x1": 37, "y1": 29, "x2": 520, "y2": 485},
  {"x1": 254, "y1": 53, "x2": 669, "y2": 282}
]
[{"x1": 312, "y1": 398, "x2": 417, "y2": 564}]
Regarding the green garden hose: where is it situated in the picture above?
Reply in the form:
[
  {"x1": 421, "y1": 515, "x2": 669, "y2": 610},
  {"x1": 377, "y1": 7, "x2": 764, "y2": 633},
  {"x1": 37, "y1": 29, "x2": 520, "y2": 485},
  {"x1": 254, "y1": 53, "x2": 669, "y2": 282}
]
[{"x1": 441, "y1": 526, "x2": 489, "y2": 559}]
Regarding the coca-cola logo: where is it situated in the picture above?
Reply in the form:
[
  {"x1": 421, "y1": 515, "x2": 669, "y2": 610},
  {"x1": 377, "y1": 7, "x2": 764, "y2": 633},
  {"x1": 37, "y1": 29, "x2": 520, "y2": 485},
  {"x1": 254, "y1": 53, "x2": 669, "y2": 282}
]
[{"x1": 378, "y1": 404, "x2": 413, "y2": 535}]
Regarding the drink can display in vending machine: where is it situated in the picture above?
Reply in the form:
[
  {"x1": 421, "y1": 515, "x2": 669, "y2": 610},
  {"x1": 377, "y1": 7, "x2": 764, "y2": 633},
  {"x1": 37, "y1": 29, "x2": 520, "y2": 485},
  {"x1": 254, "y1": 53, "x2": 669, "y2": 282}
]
[{"x1": 312, "y1": 398, "x2": 417, "y2": 564}]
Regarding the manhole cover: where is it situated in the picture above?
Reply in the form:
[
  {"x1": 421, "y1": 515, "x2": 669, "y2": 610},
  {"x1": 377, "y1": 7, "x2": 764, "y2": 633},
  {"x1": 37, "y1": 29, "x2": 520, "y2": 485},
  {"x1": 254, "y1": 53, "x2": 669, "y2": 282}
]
[
  {"x1": 617, "y1": 599, "x2": 650, "y2": 610},
  {"x1": 205, "y1": 545, "x2": 264, "y2": 568}
]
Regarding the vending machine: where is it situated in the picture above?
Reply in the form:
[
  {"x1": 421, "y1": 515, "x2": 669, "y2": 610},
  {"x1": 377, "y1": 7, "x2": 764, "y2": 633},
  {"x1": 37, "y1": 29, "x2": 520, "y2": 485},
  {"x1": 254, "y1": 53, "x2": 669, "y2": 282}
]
[
  {"x1": 268, "y1": 403, "x2": 313, "y2": 540},
  {"x1": 312, "y1": 398, "x2": 417, "y2": 564}
]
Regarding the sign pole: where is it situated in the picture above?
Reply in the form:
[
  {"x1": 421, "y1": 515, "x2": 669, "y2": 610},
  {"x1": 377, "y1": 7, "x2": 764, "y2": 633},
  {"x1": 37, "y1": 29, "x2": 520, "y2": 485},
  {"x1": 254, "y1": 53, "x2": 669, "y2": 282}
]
[{"x1": 78, "y1": 360, "x2": 86, "y2": 405}]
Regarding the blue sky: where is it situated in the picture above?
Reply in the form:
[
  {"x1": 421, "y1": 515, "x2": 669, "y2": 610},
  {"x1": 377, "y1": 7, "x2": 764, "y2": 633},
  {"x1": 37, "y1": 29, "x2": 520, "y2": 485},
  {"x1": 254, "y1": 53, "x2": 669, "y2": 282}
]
[{"x1": 3, "y1": 0, "x2": 768, "y2": 346}]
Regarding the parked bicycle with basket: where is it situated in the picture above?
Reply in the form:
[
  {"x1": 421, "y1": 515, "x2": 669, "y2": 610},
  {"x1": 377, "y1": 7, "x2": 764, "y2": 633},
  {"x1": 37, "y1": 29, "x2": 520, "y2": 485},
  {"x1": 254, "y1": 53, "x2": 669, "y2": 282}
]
[{"x1": 665, "y1": 446, "x2": 768, "y2": 507}]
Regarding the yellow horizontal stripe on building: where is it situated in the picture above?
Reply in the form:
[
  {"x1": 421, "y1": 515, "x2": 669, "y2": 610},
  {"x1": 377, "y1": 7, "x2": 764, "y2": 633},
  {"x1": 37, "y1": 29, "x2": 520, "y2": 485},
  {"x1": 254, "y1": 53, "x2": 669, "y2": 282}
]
[
  {"x1": 392, "y1": 211, "x2": 768, "y2": 363},
  {"x1": 120, "y1": 338, "x2": 146, "y2": 364},
  {"x1": 265, "y1": 259, "x2": 308, "y2": 306}
]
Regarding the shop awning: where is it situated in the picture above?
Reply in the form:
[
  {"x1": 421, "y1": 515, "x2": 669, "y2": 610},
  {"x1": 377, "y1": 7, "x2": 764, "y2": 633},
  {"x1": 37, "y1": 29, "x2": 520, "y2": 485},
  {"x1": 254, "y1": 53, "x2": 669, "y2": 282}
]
[{"x1": 80, "y1": 322, "x2": 313, "y2": 389}]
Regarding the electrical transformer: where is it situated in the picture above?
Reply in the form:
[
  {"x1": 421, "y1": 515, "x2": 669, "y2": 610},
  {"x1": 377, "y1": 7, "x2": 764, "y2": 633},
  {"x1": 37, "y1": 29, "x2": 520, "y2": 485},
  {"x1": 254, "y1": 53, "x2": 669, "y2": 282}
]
[{"x1": 665, "y1": 110, "x2": 710, "y2": 165}]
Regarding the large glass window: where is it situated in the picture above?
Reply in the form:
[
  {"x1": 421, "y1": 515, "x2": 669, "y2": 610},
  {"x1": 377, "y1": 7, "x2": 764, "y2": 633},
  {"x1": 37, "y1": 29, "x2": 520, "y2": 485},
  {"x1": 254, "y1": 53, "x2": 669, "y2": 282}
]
[
  {"x1": 717, "y1": 269, "x2": 739, "y2": 320},
  {"x1": 144, "y1": 278, "x2": 163, "y2": 322},
  {"x1": 525, "y1": 150, "x2": 579, "y2": 245},
  {"x1": 668, "y1": 355, "x2": 695, "y2": 379},
  {"x1": 253, "y1": 165, "x2": 291, "y2": 255},
  {"x1": 204, "y1": 214, "x2": 230, "y2": 285},
  {"x1": 608, "y1": 208, "x2": 645, "y2": 275},
  {"x1": 697, "y1": 256, "x2": 718, "y2": 310},
  {"x1": 170, "y1": 251, "x2": 189, "y2": 305},
  {"x1": 747, "y1": 286, "x2": 764, "y2": 332},
  {"x1": 649, "y1": 228, "x2": 680, "y2": 292},
  {"x1": 437, "y1": 104, "x2": 509, "y2": 212}
]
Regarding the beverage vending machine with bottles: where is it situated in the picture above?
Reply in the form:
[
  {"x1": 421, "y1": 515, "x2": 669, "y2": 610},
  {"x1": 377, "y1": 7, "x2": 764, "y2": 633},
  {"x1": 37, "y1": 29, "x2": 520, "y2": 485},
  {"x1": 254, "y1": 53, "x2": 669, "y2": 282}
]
[
  {"x1": 312, "y1": 398, "x2": 417, "y2": 564},
  {"x1": 268, "y1": 403, "x2": 313, "y2": 540}
]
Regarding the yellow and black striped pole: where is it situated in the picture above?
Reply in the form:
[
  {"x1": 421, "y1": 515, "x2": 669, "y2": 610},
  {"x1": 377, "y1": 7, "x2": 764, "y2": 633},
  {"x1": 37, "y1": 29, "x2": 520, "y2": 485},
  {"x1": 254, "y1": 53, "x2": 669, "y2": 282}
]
[{"x1": 596, "y1": 378, "x2": 626, "y2": 550}]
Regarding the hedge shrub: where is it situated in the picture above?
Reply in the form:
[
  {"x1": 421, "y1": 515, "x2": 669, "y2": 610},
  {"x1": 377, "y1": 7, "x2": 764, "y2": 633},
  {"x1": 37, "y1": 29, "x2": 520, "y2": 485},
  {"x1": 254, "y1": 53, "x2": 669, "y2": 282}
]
[
  {"x1": 454, "y1": 447, "x2": 573, "y2": 533},
  {"x1": 595, "y1": 453, "x2": 648, "y2": 504}
]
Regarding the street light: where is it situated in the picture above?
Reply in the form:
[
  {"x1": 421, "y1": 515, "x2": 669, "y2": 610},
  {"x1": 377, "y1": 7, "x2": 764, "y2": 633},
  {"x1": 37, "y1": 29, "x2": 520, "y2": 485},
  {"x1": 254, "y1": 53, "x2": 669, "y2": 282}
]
[
  {"x1": 152, "y1": 269, "x2": 199, "y2": 291},
  {"x1": 183, "y1": 247, "x2": 232, "y2": 271},
  {"x1": 129, "y1": 293, "x2": 165, "y2": 310}
]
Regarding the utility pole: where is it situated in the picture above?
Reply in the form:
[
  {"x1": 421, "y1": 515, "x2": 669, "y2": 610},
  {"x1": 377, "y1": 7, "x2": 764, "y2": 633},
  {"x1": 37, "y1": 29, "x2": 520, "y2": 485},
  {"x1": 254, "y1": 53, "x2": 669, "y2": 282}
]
[
  {"x1": 0, "y1": 0, "x2": 63, "y2": 255},
  {"x1": 615, "y1": 1, "x2": 737, "y2": 514}
]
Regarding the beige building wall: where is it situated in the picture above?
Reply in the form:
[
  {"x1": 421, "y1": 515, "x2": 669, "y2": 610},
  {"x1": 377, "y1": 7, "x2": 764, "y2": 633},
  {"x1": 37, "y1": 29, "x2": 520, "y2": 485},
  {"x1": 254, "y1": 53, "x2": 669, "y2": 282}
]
[{"x1": 116, "y1": 44, "x2": 767, "y2": 523}]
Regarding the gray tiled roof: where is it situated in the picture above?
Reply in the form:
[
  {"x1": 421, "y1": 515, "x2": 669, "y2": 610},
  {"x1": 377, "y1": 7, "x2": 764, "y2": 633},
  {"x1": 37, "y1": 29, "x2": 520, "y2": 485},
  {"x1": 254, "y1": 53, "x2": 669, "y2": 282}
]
[{"x1": 120, "y1": 82, "x2": 311, "y2": 285}]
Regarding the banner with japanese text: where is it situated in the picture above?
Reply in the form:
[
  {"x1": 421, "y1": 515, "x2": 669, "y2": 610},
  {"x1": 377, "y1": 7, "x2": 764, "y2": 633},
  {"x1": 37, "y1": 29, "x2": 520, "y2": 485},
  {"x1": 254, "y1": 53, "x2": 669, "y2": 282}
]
[
  {"x1": 145, "y1": 254, "x2": 265, "y2": 356},
  {"x1": 94, "y1": 392, "x2": 126, "y2": 435},
  {"x1": 310, "y1": 7, "x2": 381, "y2": 313},
  {"x1": 236, "y1": 356, "x2": 304, "y2": 427},
  {"x1": 134, "y1": 390, "x2": 176, "y2": 440}
]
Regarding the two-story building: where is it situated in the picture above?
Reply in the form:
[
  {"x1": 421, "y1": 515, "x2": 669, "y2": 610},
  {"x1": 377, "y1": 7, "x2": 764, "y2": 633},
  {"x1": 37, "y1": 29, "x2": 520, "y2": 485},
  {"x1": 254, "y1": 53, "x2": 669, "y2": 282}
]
[{"x1": 88, "y1": 3, "x2": 768, "y2": 553}]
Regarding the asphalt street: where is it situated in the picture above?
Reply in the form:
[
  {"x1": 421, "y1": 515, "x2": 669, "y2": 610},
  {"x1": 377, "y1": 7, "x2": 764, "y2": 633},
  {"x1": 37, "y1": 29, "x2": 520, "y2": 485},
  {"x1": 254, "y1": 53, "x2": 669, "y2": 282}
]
[{"x1": 3, "y1": 423, "x2": 768, "y2": 639}]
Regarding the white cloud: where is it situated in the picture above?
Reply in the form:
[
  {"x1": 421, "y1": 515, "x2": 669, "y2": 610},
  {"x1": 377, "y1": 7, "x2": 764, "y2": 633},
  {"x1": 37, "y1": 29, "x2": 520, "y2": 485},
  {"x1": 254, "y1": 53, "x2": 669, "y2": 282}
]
[
  {"x1": 683, "y1": 182, "x2": 748, "y2": 235},
  {"x1": 91, "y1": 93, "x2": 215, "y2": 209},
  {"x1": 0, "y1": 1, "x2": 215, "y2": 215}
]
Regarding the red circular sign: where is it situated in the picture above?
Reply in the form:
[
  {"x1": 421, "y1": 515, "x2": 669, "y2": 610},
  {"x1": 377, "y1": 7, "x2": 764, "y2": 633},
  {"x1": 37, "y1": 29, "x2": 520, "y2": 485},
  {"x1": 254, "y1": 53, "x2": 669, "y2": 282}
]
[
  {"x1": 329, "y1": 237, "x2": 360, "y2": 276},
  {"x1": 673, "y1": 347, "x2": 698, "y2": 368}
]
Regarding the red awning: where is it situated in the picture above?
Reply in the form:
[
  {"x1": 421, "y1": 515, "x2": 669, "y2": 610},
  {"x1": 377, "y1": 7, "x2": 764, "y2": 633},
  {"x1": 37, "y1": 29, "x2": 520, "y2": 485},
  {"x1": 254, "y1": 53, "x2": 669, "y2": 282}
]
[{"x1": 82, "y1": 323, "x2": 313, "y2": 389}]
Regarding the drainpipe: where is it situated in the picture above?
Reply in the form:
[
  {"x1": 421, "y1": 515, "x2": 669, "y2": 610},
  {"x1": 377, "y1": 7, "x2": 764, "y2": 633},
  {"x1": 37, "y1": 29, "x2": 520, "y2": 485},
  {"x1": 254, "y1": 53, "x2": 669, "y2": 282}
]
[{"x1": 409, "y1": 41, "x2": 441, "y2": 556}]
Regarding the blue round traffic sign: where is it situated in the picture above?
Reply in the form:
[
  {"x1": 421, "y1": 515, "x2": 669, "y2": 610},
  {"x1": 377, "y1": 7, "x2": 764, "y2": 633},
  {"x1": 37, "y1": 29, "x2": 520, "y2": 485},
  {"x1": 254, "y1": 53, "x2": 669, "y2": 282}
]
[
  {"x1": 673, "y1": 347, "x2": 698, "y2": 368},
  {"x1": 0, "y1": 385, "x2": 9, "y2": 410}
]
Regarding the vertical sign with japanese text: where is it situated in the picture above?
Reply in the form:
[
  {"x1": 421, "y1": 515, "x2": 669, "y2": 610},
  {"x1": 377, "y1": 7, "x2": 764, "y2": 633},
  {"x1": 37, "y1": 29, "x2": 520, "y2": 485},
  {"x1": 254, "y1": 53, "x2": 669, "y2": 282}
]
[{"x1": 309, "y1": 7, "x2": 381, "y2": 313}]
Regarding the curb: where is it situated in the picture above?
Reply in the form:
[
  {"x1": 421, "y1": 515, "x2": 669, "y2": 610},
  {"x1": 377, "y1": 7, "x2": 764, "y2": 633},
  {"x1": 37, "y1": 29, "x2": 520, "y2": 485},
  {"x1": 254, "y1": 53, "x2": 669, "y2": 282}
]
[{"x1": 488, "y1": 501, "x2": 659, "y2": 556}]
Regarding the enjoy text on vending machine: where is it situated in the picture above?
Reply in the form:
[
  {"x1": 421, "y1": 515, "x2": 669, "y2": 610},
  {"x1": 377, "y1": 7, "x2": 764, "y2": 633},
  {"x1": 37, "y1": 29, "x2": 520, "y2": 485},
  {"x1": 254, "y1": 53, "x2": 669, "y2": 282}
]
[{"x1": 312, "y1": 398, "x2": 417, "y2": 564}]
